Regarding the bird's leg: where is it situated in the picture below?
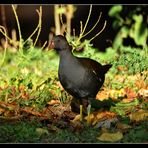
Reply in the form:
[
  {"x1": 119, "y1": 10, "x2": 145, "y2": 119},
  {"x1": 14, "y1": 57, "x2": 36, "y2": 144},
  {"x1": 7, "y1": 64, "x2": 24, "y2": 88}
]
[
  {"x1": 79, "y1": 98, "x2": 84, "y2": 122},
  {"x1": 70, "y1": 97, "x2": 83, "y2": 121},
  {"x1": 80, "y1": 98, "x2": 89, "y2": 122},
  {"x1": 87, "y1": 100, "x2": 91, "y2": 125},
  {"x1": 80, "y1": 104, "x2": 83, "y2": 122}
]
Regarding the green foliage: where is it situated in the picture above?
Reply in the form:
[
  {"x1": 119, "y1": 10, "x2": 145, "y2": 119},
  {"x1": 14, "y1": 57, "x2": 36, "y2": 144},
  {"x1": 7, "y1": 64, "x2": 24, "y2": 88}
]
[
  {"x1": 110, "y1": 99, "x2": 139, "y2": 116},
  {"x1": 0, "y1": 46, "x2": 60, "y2": 108},
  {"x1": 112, "y1": 47, "x2": 148, "y2": 75},
  {"x1": 0, "y1": 120, "x2": 43, "y2": 143},
  {"x1": 109, "y1": 5, "x2": 148, "y2": 49},
  {"x1": 121, "y1": 121, "x2": 148, "y2": 143},
  {"x1": 109, "y1": 5, "x2": 123, "y2": 17},
  {"x1": 0, "y1": 119, "x2": 147, "y2": 143}
]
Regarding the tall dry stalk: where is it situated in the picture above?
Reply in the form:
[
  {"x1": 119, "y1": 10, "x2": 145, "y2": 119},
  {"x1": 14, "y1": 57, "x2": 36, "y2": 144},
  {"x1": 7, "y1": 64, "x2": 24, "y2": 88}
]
[
  {"x1": 54, "y1": 5, "x2": 61, "y2": 35},
  {"x1": 0, "y1": 5, "x2": 8, "y2": 35}
]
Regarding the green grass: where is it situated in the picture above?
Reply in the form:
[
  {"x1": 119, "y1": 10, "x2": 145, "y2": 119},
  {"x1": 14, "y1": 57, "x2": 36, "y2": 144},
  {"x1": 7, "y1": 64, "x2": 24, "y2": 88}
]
[{"x1": 0, "y1": 119, "x2": 147, "y2": 143}]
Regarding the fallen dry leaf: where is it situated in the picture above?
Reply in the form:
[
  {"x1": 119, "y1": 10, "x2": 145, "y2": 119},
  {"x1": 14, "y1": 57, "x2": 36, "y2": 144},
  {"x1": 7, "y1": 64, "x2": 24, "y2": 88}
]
[
  {"x1": 122, "y1": 98, "x2": 136, "y2": 103},
  {"x1": 124, "y1": 87, "x2": 137, "y2": 101},
  {"x1": 96, "y1": 90, "x2": 109, "y2": 101},
  {"x1": 96, "y1": 111, "x2": 116, "y2": 121},
  {"x1": 62, "y1": 111, "x2": 76, "y2": 120},
  {"x1": 18, "y1": 85, "x2": 26, "y2": 92},
  {"x1": 70, "y1": 119, "x2": 84, "y2": 133},
  {"x1": 117, "y1": 66, "x2": 127, "y2": 71},
  {"x1": 47, "y1": 99, "x2": 61, "y2": 106},
  {"x1": 138, "y1": 89, "x2": 148, "y2": 98},
  {"x1": 116, "y1": 122, "x2": 132, "y2": 132},
  {"x1": 96, "y1": 118, "x2": 118, "y2": 129},
  {"x1": 56, "y1": 81, "x2": 64, "y2": 90},
  {"x1": 71, "y1": 114, "x2": 81, "y2": 123},
  {"x1": 97, "y1": 131, "x2": 123, "y2": 142},
  {"x1": 84, "y1": 111, "x2": 117, "y2": 126},
  {"x1": 109, "y1": 89, "x2": 125, "y2": 100},
  {"x1": 0, "y1": 107, "x2": 5, "y2": 115},
  {"x1": 36, "y1": 128, "x2": 49, "y2": 136},
  {"x1": 21, "y1": 107, "x2": 48, "y2": 118},
  {"x1": 135, "y1": 79, "x2": 148, "y2": 89},
  {"x1": 129, "y1": 109, "x2": 148, "y2": 122},
  {"x1": 48, "y1": 89, "x2": 59, "y2": 99}
]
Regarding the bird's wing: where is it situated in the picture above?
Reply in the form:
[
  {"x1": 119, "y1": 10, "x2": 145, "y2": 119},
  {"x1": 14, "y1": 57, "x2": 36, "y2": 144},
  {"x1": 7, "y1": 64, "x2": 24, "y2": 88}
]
[
  {"x1": 78, "y1": 57, "x2": 112, "y2": 75},
  {"x1": 77, "y1": 57, "x2": 103, "y2": 75}
]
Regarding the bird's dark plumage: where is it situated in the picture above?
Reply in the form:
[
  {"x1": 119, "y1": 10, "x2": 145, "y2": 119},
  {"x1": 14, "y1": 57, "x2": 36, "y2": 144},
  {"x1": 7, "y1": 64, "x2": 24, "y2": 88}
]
[{"x1": 50, "y1": 35, "x2": 112, "y2": 113}]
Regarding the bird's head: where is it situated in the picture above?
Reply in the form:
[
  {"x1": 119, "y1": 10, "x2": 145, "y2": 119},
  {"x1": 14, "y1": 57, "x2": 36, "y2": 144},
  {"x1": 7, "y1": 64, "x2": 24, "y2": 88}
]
[{"x1": 49, "y1": 35, "x2": 70, "y2": 52}]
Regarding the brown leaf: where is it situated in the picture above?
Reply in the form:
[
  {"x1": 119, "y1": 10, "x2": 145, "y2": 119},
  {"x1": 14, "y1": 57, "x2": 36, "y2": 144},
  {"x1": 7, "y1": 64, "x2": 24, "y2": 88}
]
[
  {"x1": 96, "y1": 111, "x2": 116, "y2": 120},
  {"x1": 18, "y1": 85, "x2": 26, "y2": 92},
  {"x1": 96, "y1": 90, "x2": 109, "y2": 101},
  {"x1": 48, "y1": 89, "x2": 60, "y2": 99},
  {"x1": 0, "y1": 115, "x2": 23, "y2": 123},
  {"x1": 70, "y1": 119, "x2": 84, "y2": 133},
  {"x1": 85, "y1": 111, "x2": 117, "y2": 126},
  {"x1": 116, "y1": 122, "x2": 132, "y2": 132},
  {"x1": 4, "y1": 110, "x2": 16, "y2": 117},
  {"x1": 0, "y1": 101, "x2": 19, "y2": 111},
  {"x1": 117, "y1": 66, "x2": 127, "y2": 71},
  {"x1": 138, "y1": 89, "x2": 148, "y2": 98},
  {"x1": 135, "y1": 79, "x2": 148, "y2": 89},
  {"x1": 0, "y1": 107, "x2": 5, "y2": 115},
  {"x1": 124, "y1": 87, "x2": 137, "y2": 100},
  {"x1": 10, "y1": 86, "x2": 17, "y2": 97},
  {"x1": 21, "y1": 107, "x2": 47, "y2": 118},
  {"x1": 47, "y1": 99, "x2": 60, "y2": 106},
  {"x1": 21, "y1": 91, "x2": 30, "y2": 100},
  {"x1": 56, "y1": 81, "x2": 64, "y2": 90},
  {"x1": 62, "y1": 111, "x2": 77, "y2": 120},
  {"x1": 97, "y1": 131, "x2": 123, "y2": 142},
  {"x1": 109, "y1": 89, "x2": 125, "y2": 100},
  {"x1": 71, "y1": 114, "x2": 81, "y2": 123},
  {"x1": 129, "y1": 109, "x2": 148, "y2": 122}
]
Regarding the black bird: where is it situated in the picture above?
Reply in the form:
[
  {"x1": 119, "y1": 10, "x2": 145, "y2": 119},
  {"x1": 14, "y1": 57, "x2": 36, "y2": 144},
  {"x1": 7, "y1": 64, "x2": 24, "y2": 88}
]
[{"x1": 49, "y1": 35, "x2": 112, "y2": 119}]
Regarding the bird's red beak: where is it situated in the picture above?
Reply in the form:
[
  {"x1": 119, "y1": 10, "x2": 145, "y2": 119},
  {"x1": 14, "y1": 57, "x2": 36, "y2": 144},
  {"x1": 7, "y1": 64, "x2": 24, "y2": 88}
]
[{"x1": 48, "y1": 40, "x2": 55, "y2": 50}]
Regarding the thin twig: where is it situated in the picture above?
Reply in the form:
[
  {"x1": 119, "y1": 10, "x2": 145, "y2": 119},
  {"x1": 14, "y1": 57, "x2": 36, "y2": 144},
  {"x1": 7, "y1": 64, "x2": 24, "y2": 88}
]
[
  {"x1": 34, "y1": 6, "x2": 42, "y2": 46},
  {"x1": 41, "y1": 41, "x2": 47, "y2": 50},
  {"x1": 54, "y1": 5, "x2": 61, "y2": 35},
  {"x1": 79, "y1": 5, "x2": 92, "y2": 37},
  {"x1": 80, "y1": 21, "x2": 83, "y2": 35},
  {"x1": 75, "y1": 5, "x2": 92, "y2": 45},
  {"x1": 89, "y1": 20, "x2": 107, "y2": 42},
  {"x1": 23, "y1": 6, "x2": 42, "y2": 47},
  {"x1": 66, "y1": 5, "x2": 75, "y2": 36},
  {"x1": 12, "y1": 5, "x2": 22, "y2": 51},
  {"x1": 73, "y1": 28, "x2": 75, "y2": 38},
  {"x1": 0, "y1": 26, "x2": 13, "y2": 43},
  {"x1": 82, "y1": 12, "x2": 102, "y2": 38},
  {"x1": 0, "y1": 27, "x2": 8, "y2": 67}
]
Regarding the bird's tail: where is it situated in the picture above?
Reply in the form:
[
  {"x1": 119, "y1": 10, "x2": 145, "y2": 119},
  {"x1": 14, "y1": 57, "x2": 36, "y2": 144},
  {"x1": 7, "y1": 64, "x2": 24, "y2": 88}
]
[{"x1": 102, "y1": 64, "x2": 112, "y2": 74}]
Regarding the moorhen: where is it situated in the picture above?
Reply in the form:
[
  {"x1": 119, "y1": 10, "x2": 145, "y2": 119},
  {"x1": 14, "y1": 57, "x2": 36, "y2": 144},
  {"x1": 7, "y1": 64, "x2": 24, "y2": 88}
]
[{"x1": 49, "y1": 35, "x2": 112, "y2": 121}]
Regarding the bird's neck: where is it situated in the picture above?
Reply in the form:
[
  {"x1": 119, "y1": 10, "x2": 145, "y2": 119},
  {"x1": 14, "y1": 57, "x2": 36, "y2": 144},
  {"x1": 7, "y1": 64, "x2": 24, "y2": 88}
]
[
  {"x1": 59, "y1": 49, "x2": 74, "y2": 60},
  {"x1": 58, "y1": 48, "x2": 79, "y2": 70}
]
